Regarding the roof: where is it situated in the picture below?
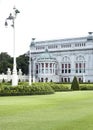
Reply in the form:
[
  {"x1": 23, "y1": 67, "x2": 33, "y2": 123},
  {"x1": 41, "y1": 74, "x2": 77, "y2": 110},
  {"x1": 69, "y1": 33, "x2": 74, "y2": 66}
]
[{"x1": 37, "y1": 49, "x2": 56, "y2": 62}]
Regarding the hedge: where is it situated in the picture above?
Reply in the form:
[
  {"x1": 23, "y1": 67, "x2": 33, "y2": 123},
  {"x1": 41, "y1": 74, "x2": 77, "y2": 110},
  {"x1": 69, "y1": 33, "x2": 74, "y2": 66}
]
[
  {"x1": 48, "y1": 83, "x2": 71, "y2": 92},
  {"x1": 0, "y1": 83, "x2": 54, "y2": 96},
  {"x1": 1, "y1": 82, "x2": 93, "y2": 96},
  {"x1": 80, "y1": 84, "x2": 93, "y2": 90}
]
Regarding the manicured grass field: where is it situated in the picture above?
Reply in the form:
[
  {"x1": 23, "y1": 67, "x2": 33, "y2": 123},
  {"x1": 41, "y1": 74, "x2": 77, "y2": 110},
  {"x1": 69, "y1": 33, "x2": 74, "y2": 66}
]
[{"x1": 0, "y1": 91, "x2": 93, "y2": 130}]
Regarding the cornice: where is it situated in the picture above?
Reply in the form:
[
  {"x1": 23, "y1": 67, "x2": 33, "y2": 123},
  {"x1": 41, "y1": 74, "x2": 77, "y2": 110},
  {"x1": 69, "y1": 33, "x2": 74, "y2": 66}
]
[{"x1": 34, "y1": 37, "x2": 87, "y2": 45}]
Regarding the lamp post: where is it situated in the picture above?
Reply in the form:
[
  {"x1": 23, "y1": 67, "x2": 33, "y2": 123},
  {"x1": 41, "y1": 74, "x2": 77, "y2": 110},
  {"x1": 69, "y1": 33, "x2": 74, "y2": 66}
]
[{"x1": 5, "y1": 6, "x2": 20, "y2": 86}]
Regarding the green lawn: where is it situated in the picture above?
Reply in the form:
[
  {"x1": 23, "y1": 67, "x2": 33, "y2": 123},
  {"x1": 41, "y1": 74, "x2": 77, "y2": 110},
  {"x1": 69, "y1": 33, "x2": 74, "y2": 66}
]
[{"x1": 0, "y1": 91, "x2": 93, "y2": 130}]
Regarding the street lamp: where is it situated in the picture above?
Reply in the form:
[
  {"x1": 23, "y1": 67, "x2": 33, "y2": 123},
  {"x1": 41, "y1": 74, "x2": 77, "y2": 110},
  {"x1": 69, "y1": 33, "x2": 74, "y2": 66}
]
[{"x1": 5, "y1": 6, "x2": 20, "y2": 86}]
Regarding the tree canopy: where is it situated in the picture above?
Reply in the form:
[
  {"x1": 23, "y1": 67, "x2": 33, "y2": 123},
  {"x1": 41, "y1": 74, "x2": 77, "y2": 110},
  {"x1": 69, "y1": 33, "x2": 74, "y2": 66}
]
[
  {"x1": 17, "y1": 54, "x2": 29, "y2": 74},
  {"x1": 0, "y1": 52, "x2": 29, "y2": 74}
]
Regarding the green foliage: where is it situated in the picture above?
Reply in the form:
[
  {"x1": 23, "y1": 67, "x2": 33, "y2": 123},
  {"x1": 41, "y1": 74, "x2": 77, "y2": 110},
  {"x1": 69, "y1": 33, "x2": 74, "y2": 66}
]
[
  {"x1": 2, "y1": 78, "x2": 5, "y2": 83},
  {"x1": 0, "y1": 82, "x2": 72, "y2": 96},
  {"x1": 80, "y1": 84, "x2": 93, "y2": 90},
  {"x1": 31, "y1": 83, "x2": 54, "y2": 95},
  {"x1": 48, "y1": 82, "x2": 70, "y2": 91},
  {"x1": 0, "y1": 52, "x2": 29, "y2": 74},
  {"x1": 0, "y1": 82, "x2": 54, "y2": 96},
  {"x1": 17, "y1": 54, "x2": 29, "y2": 74},
  {"x1": 71, "y1": 76, "x2": 79, "y2": 90},
  {"x1": 2, "y1": 81, "x2": 93, "y2": 96},
  {"x1": 0, "y1": 52, "x2": 12, "y2": 74}
]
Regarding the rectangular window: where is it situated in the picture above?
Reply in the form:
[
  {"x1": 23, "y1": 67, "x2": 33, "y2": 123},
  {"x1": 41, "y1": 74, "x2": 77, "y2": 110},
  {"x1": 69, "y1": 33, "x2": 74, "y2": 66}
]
[
  {"x1": 42, "y1": 63, "x2": 44, "y2": 68},
  {"x1": 76, "y1": 69, "x2": 78, "y2": 73},
  {"x1": 68, "y1": 78, "x2": 70, "y2": 82},
  {"x1": 79, "y1": 63, "x2": 81, "y2": 68},
  {"x1": 36, "y1": 65, "x2": 38, "y2": 69},
  {"x1": 62, "y1": 63, "x2": 71, "y2": 73},
  {"x1": 65, "y1": 64, "x2": 67, "y2": 68},
  {"x1": 65, "y1": 69, "x2": 67, "y2": 73},
  {"x1": 50, "y1": 63, "x2": 52, "y2": 67},
  {"x1": 41, "y1": 78, "x2": 44, "y2": 82},
  {"x1": 79, "y1": 69, "x2": 81, "y2": 73},
  {"x1": 62, "y1": 64, "x2": 64, "y2": 68},
  {"x1": 64, "y1": 78, "x2": 67, "y2": 82},
  {"x1": 36, "y1": 70, "x2": 38, "y2": 74},
  {"x1": 46, "y1": 63, "x2": 48, "y2": 67},
  {"x1": 61, "y1": 78, "x2": 63, "y2": 82},
  {"x1": 68, "y1": 64, "x2": 70, "y2": 68},
  {"x1": 68, "y1": 69, "x2": 71, "y2": 73},
  {"x1": 76, "y1": 63, "x2": 78, "y2": 68},
  {"x1": 62, "y1": 70, "x2": 64, "y2": 73}
]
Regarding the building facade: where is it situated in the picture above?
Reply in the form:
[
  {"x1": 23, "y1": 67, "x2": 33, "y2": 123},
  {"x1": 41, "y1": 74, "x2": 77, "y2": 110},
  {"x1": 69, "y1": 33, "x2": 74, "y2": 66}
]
[{"x1": 30, "y1": 32, "x2": 93, "y2": 83}]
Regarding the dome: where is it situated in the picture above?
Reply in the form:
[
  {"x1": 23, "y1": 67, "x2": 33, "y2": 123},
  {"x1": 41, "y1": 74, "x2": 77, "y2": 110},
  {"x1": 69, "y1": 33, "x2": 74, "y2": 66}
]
[{"x1": 37, "y1": 49, "x2": 56, "y2": 62}]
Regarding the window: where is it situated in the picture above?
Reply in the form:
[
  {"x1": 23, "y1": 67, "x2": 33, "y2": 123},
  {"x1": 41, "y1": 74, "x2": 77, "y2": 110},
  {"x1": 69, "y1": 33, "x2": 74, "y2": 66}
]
[
  {"x1": 36, "y1": 46, "x2": 45, "y2": 50},
  {"x1": 61, "y1": 77, "x2": 70, "y2": 82},
  {"x1": 41, "y1": 78, "x2": 44, "y2": 82},
  {"x1": 41, "y1": 69, "x2": 44, "y2": 73},
  {"x1": 46, "y1": 63, "x2": 48, "y2": 68},
  {"x1": 61, "y1": 44, "x2": 71, "y2": 48},
  {"x1": 36, "y1": 64, "x2": 38, "y2": 74},
  {"x1": 45, "y1": 78, "x2": 48, "y2": 82},
  {"x1": 42, "y1": 63, "x2": 44, "y2": 68},
  {"x1": 75, "y1": 56, "x2": 85, "y2": 73},
  {"x1": 48, "y1": 45, "x2": 58, "y2": 49},
  {"x1": 61, "y1": 56, "x2": 71, "y2": 74},
  {"x1": 50, "y1": 63, "x2": 52, "y2": 67},
  {"x1": 75, "y1": 43, "x2": 86, "y2": 47}
]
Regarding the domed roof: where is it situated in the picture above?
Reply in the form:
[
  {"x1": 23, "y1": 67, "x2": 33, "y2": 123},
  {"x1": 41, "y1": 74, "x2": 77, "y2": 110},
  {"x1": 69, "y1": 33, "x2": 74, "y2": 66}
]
[{"x1": 37, "y1": 49, "x2": 56, "y2": 62}]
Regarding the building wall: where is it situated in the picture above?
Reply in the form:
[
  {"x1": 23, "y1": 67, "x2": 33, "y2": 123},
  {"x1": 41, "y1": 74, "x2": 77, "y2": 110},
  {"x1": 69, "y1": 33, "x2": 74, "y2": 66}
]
[{"x1": 31, "y1": 33, "x2": 93, "y2": 82}]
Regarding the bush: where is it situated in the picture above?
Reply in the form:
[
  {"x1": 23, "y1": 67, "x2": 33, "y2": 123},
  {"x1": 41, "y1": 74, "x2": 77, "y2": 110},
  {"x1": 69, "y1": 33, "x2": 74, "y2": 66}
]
[
  {"x1": 80, "y1": 84, "x2": 93, "y2": 90},
  {"x1": 0, "y1": 82, "x2": 54, "y2": 96},
  {"x1": 71, "y1": 76, "x2": 79, "y2": 90},
  {"x1": 31, "y1": 83, "x2": 54, "y2": 95},
  {"x1": 49, "y1": 83, "x2": 70, "y2": 92}
]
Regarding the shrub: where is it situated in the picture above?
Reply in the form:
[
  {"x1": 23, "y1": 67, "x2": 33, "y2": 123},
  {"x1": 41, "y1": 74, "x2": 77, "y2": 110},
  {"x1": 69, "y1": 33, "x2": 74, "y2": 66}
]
[
  {"x1": 49, "y1": 83, "x2": 70, "y2": 92},
  {"x1": 71, "y1": 76, "x2": 79, "y2": 90},
  {"x1": 0, "y1": 82, "x2": 54, "y2": 96},
  {"x1": 31, "y1": 83, "x2": 54, "y2": 95},
  {"x1": 80, "y1": 84, "x2": 93, "y2": 90}
]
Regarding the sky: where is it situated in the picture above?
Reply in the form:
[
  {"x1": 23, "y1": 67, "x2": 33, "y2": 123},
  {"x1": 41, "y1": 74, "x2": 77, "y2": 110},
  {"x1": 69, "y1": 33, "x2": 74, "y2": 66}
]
[{"x1": 0, "y1": 0, "x2": 93, "y2": 57}]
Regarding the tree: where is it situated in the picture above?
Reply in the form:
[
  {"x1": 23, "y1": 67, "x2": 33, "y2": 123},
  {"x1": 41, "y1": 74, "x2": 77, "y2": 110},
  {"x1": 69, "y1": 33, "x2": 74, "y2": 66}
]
[
  {"x1": 17, "y1": 54, "x2": 29, "y2": 74},
  {"x1": 71, "y1": 76, "x2": 79, "y2": 90},
  {"x1": 0, "y1": 52, "x2": 29, "y2": 75},
  {"x1": 0, "y1": 52, "x2": 12, "y2": 74}
]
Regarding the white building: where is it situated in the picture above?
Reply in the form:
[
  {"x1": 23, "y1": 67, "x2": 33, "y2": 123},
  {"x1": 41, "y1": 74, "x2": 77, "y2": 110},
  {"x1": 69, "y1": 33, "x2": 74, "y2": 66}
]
[{"x1": 30, "y1": 32, "x2": 93, "y2": 83}]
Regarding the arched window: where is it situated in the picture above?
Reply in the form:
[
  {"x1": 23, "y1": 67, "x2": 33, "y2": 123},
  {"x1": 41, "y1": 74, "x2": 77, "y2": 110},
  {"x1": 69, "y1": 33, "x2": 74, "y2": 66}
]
[
  {"x1": 61, "y1": 56, "x2": 71, "y2": 74},
  {"x1": 75, "y1": 55, "x2": 85, "y2": 73}
]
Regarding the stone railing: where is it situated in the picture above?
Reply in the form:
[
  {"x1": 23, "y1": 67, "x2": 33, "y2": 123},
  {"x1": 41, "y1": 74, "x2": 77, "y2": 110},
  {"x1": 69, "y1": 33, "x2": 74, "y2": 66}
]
[{"x1": 0, "y1": 68, "x2": 28, "y2": 82}]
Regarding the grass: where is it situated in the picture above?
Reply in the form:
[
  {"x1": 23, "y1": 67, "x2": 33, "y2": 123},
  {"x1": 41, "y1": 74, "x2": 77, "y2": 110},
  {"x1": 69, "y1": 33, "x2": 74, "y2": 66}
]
[{"x1": 0, "y1": 91, "x2": 93, "y2": 130}]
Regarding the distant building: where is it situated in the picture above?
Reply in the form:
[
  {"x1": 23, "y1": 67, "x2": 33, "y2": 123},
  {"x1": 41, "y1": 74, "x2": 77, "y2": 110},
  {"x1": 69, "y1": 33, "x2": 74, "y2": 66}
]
[{"x1": 30, "y1": 32, "x2": 93, "y2": 83}]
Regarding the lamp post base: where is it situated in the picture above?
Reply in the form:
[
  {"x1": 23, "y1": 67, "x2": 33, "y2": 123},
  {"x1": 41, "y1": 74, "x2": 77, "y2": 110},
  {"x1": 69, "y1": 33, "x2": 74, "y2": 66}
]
[
  {"x1": 12, "y1": 71, "x2": 18, "y2": 86},
  {"x1": 29, "y1": 75, "x2": 31, "y2": 85}
]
